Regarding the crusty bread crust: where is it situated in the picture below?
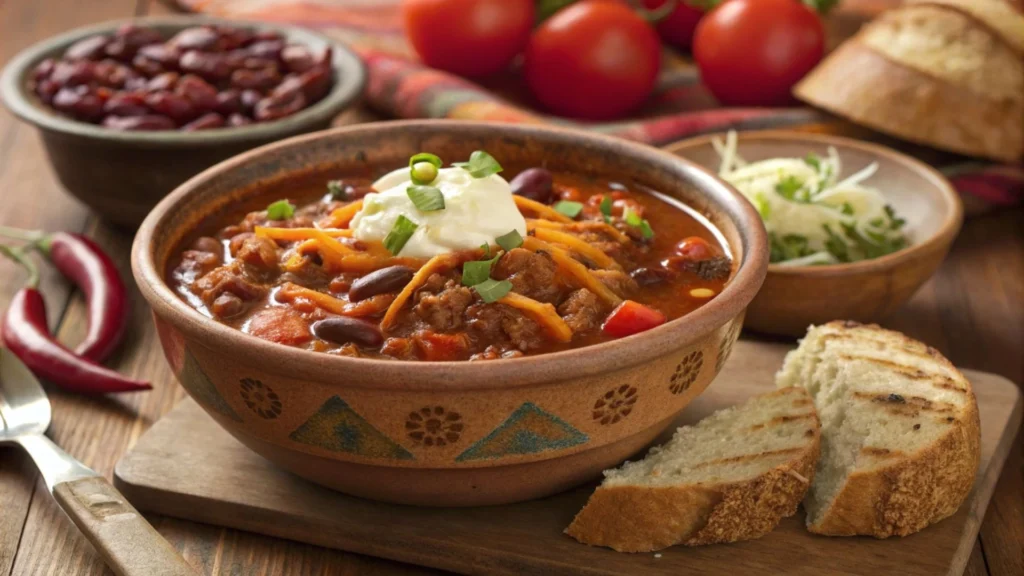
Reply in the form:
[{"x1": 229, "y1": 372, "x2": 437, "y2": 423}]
[
  {"x1": 801, "y1": 321, "x2": 982, "y2": 538},
  {"x1": 794, "y1": 40, "x2": 1023, "y2": 163},
  {"x1": 566, "y1": 389, "x2": 821, "y2": 552}
]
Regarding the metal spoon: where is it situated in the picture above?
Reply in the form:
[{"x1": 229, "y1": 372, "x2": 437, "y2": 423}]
[{"x1": 0, "y1": 348, "x2": 197, "y2": 575}]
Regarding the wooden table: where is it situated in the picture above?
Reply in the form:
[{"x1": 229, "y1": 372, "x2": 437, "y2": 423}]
[{"x1": 0, "y1": 1, "x2": 1021, "y2": 575}]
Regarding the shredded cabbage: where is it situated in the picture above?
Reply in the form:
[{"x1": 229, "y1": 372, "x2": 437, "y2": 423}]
[{"x1": 714, "y1": 131, "x2": 908, "y2": 265}]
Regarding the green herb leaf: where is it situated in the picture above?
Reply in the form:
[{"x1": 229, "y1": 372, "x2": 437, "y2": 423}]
[
  {"x1": 474, "y1": 278, "x2": 513, "y2": 303},
  {"x1": 804, "y1": 153, "x2": 821, "y2": 172},
  {"x1": 753, "y1": 193, "x2": 772, "y2": 220},
  {"x1": 639, "y1": 219, "x2": 655, "y2": 240},
  {"x1": 599, "y1": 195, "x2": 613, "y2": 217},
  {"x1": 407, "y1": 185, "x2": 445, "y2": 211},
  {"x1": 884, "y1": 205, "x2": 906, "y2": 231},
  {"x1": 266, "y1": 200, "x2": 295, "y2": 220},
  {"x1": 623, "y1": 206, "x2": 642, "y2": 227},
  {"x1": 383, "y1": 215, "x2": 418, "y2": 256},
  {"x1": 453, "y1": 150, "x2": 503, "y2": 178},
  {"x1": 326, "y1": 180, "x2": 349, "y2": 200},
  {"x1": 775, "y1": 176, "x2": 805, "y2": 202},
  {"x1": 554, "y1": 200, "x2": 583, "y2": 219},
  {"x1": 602, "y1": 214, "x2": 612, "y2": 224},
  {"x1": 822, "y1": 225, "x2": 851, "y2": 263},
  {"x1": 769, "y1": 233, "x2": 813, "y2": 263},
  {"x1": 496, "y1": 229, "x2": 523, "y2": 252},
  {"x1": 840, "y1": 202, "x2": 854, "y2": 216}
]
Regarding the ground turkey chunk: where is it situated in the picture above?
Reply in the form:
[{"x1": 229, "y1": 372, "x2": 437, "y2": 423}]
[
  {"x1": 492, "y1": 248, "x2": 560, "y2": 303},
  {"x1": 235, "y1": 234, "x2": 279, "y2": 278},
  {"x1": 193, "y1": 262, "x2": 266, "y2": 311},
  {"x1": 466, "y1": 303, "x2": 546, "y2": 352},
  {"x1": 591, "y1": 268, "x2": 638, "y2": 297},
  {"x1": 558, "y1": 289, "x2": 605, "y2": 333},
  {"x1": 414, "y1": 278, "x2": 474, "y2": 331}
]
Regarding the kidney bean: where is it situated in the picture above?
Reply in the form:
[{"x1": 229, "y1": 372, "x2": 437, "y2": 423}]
[
  {"x1": 298, "y1": 65, "x2": 331, "y2": 102},
  {"x1": 103, "y1": 92, "x2": 150, "y2": 116},
  {"x1": 102, "y1": 114, "x2": 175, "y2": 131},
  {"x1": 179, "y1": 50, "x2": 232, "y2": 81},
  {"x1": 211, "y1": 89, "x2": 241, "y2": 115},
  {"x1": 281, "y1": 45, "x2": 314, "y2": 73},
  {"x1": 169, "y1": 27, "x2": 220, "y2": 51},
  {"x1": 66, "y1": 34, "x2": 110, "y2": 60},
  {"x1": 182, "y1": 112, "x2": 225, "y2": 131},
  {"x1": 175, "y1": 74, "x2": 218, "y2": 111},
  {"x1": 230, "y1": 66, "x2": 279, "y2": 91},
  {"x1": 247, "y1": 30, "x2": 284, "y2": 45},
  {"x1": 50, "y1": 60, "x2": 95, "y2": 85},
  {"x1": 52, "y1": 86, "x2": 104, "y2": 120},
  {"x1": 239, "y1": 89, "x2": 262, "y2": 112},
  {"x1": 146, "y1": 71, "x2": 179, "y2": 92},
  {"x1": 348, "y1": 266, "x2": 416, "y2": 302},
  {"x1": 34, "y1": 79, "x2": 60, "y2": 104},
  {"x1": 123, "y1": 76, "x2": 149, "y2": 92},
  {"x1": 227, "y1": 113, "x2": 252, "y2": 127},
  {"x1": 114, "y1": 24, "x2": 163, "y2": 45},
  {"x1": 215, "y1": 26, "x2": 253, "y2": 51},
  {"x1": 319, "y1": 47, "x2": 333, "y2": 68},
  {"x1": 144, "y1": 91, "x2": 196, "y2": 124},
  {"x1": 137, "y1": 44, "x2": 181, "y2": 69},
  {"x1": 92, "y1": 59, "x2": 128, "y2": 87},
  {"x1": 242, "y1": 57, "x2": 278, "y2": 71},
  {"x1": 253, "y1": 91, "x2": 305, "y2": 121},
  {"x1": 32, "y1": 58, "x2": 56, "y2": 81},
  {"x1": 311, "y1": 317, "x2": 383, "y2": 348},
  {"x1": 510, "y1": 168, "x2": 554, "y2": 203},
  {"x1": 629, "y1": 266, "x2": 677, "y2": 287},
  {"x1": 131, "y1": 54, "x2": 164, "y2": 76},
  {"x1": 245, "y1": 40, "x2": 283, "y2": 60}
]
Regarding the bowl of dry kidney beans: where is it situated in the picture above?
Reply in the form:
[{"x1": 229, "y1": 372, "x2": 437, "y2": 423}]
[{"x1": 0, "y1": 17, "x2": 365, "y2": 226}]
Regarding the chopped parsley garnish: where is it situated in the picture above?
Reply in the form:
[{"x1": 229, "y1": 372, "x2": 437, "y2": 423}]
[
  {"x1": 496, "y1": 229, "x2": 523, "y2": 252},
  {"x1": 769, "y1": 233, "x2": 813, "y2": 263},
  {"x1": 473, "y1": 278, "x2": 513, "y2": 303},
  {"x1": 383, "y1": 215, "x2": 418, "y2": 256},
  {"x1": 775, "y1": 175, "x2": 806, "y2": 202},
  {"x1": 462, "y1": 255, "x2": 499, "y2": 287},
  {"x1": 326, "y1": 180, "x2": 349, "y2": 200},
  {"x1": 822, "y1": 224, "x2": 850, "y2": 262},
  {"x1": 266, "y1": 200, "x2": 295, "y2": 220},
  {"x1": 599, "y1": 195, "x2": 613, "y2": 217},
  {"x1": 409, "y1": 152, "x2": 442, "y2": 185},
  {"x1": 406, "y1": 185, "x2": 445, "y2": 211},
  {"x1": 554, "y1": 200, "x2": 583, "y2": 219},
  {"x1": 884, "y1": 205, "x2": 906, "y2": 230},
  {"x1": 840, "y1": 202, "x2": 854, "y2": 216},
  {"x1": 453, "y1": 150, "x2": 502, "y2": 178}
]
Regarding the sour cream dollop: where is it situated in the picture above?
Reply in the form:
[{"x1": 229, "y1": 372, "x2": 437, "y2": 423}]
[{"x1": 350, "y1": 166, "x2": 527, "y2": 258}]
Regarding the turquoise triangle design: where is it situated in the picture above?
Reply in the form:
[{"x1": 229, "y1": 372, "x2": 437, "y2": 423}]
[
  {"x1": 290, "y1": 396, "x2": 413, "y2": 461},
  {"x1": 178, "y1": 349, "x2": 241, "y2": 422},
  {"x1": 456, "y1": 402, "x2": 588, "y2": 462}
]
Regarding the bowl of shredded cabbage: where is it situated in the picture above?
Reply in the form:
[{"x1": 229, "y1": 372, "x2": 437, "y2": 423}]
[{"x1": 667, "y1": 130, "x2": 962, "y2": 335}]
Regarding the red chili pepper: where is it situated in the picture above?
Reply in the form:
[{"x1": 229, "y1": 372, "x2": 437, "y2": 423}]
[
  {"x1": 0, "y1": 227, "x2": 129, "y2": 362},
  {"x1": 0, "y1": 246, "x2": 150, "y2": 394}
]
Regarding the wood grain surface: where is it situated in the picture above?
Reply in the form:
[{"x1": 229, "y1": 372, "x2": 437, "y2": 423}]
[
  {"x1": 0, "y1": 1, "x2": 1021, "y2": 575},
  {"x1": 110, "y1": 341, "x2": 1022, "y2": 576}
]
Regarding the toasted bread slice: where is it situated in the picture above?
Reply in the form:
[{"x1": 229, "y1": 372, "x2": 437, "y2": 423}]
[
  {"x1": 778, "y1": 321, "x2": 981, "y2": 538},
  {"x1": 566, "y1": 387, "x2": 820, "y2": 552}
]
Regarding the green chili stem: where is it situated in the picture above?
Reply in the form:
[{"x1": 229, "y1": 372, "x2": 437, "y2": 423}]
[
  {"x1": 0, "y1": 244, "x2": 41, "y2": 288},
  {"x1": 0, "y1": 225, "x2": 46, "y2": 243}
]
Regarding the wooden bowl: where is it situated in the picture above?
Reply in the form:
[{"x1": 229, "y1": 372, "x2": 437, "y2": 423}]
[
  {"x1": 0, "y1": 16, "x2": 365, "y2": 228},
  {"x1": 666, "y1": 131, "x2": 963, "y2": 337},
  {"x1": 131, "y1": 120, "x2": 769, "y2": 506}
]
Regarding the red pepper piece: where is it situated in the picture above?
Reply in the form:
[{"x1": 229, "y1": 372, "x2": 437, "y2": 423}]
[
  {"x1": 602, "y1": 300, "x2": 667, "y2": 338},
  {"x1": 42, "y1": 232, "x2": 129, "y2": 362},
  {"x1": 2, "y1": 287, "x2": 151, "y2": 394}
]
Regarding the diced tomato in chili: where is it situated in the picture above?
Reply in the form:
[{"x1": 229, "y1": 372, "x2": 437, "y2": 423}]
[
  {"x1": 414, "y1": 330, "x2": 470, "y2": 361},
  {"x1": 247, "y1": 307, "x2": 313, "y2": 345},
  {"x1": 601, "y1": 300, "x2": 667, "y2": 338},
  {"x1": 674, "y1": 236, "x2": 714, "y2": 261}
]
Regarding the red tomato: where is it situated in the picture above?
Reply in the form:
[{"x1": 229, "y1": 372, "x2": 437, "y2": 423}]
[
  {"x1": 402, "y1": 0, "x2": 534, "y2": 77},
  {"x1": 602, "y1": 300, "x2": 667, "y2": 338},
  {"x1": 642, "y1": 0, "x2": 705, "y2": 50},
  {"x1": 674, "y1": 236, "x2": 714, "y2": 260},
  {"x1": 524, "y1": 1, "x2": 662, "y2": 120},
  {"x1": 693, "y1": 0, "x2": 824, "y2": 106}
]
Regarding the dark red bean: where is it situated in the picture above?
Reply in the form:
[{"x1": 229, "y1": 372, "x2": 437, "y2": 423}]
[
  {"x1": 227, "y1": 113, "x2": 252, "y2": 127},
  {"x1": 319, "y1": 47, "x2": 333, "y2": 68},
  {"x1": 179, "y1": 50, "x2": 232, "y2": 81},
  {"x1": 52, "y1": 86, "x2": 104, "y2": 120},
  {"x1": 114, "y1": 24, "x2": 163, "y2": 45},
  {"x1": 213, "y1": 89, "x2": 242, "y2": 115},
  {"x1": 230, "y1": 66, "x2": 279, "y2": 91},
  {"x1": 131, "y1": 54, "x2": 164, "y2": 76},
  {"x1": 137, "y1": 44, "x2": 181, "y2": 69},
  {"x1": 182, "y1": 112, "x2": 225, "y2": 131},
  {"x1": 102, "y1": 114, "x2": 175, "y2": 131},
  {"x1": 103, "y1": 92, "x2": 150, "y2": 116},
  {"x1": 348, "y1": 266, "x2": 415, "y2": 302},
  {"x1": 123, "y1": 76, "x2": 149, "y2": 92},
  {"x1": 169, "y1": 27, "x2": 220, "y2": 51},
  {"x1": 215, "y1": 26, "x2": 254, "y2": 51},
  {"x1": 144, "y1": 91, "x2": 196, "y2": 124},
  {"x1": 247, "y1": 30, "x2": 283, "y2": 45},
  {"x1": 297, "y1": 65, "x2": 331, "y2": 102},
  {"x1": 92, "y1": 59, "x2": 130, "y2": 87},
  {"x1": 175, "y1": 74, "x2": 218, "y2": 112},
  {"x1": 245, "y1": 40, "x2": 283, "y2": 60},
  {"x1": 629, "y1": 266, "x2": 677, "y2": 287},
  {"x1": 32, "y1": 58, "x2": 56, "y2": 81},
  {"x1": 146, "y1": 71, "x2": 179, "y2": 92},
  {"x1": 311, "y1": 317, "x2": 383, "y2": 347},
  {"x1": 242, "y1": 57, "x2": 278, "y2": 71},
  {"x1": 239, "y1": 89, "x2": 262, "y2": 112},
  {"x1": 66, "y1": 34, "x2": 110, "y2": 60},
  {"x1": 281, "y1": 45, "x2": 314, "y2": 73},
  {"x1": 510, "y1": 168, "x2": 554, "y2": 203},
  {"x1": 253, "y1": 91, "x2": 305, "y2": 121},
  {"x1": 50, "y1": 60, "x2": 95, "y2": 85}
]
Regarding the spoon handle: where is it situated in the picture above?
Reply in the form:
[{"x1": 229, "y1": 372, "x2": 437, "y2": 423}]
[{"x1": 53, "y1": 476, "x2": 198, "y2": 576}]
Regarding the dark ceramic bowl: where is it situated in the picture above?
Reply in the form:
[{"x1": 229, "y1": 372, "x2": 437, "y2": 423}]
[
  {"x1": 0, "y1": 15, "x2": 365, "y2": 227},
  {"x1": 131, "y1": 120, "x2": 769, "y2": 506}
]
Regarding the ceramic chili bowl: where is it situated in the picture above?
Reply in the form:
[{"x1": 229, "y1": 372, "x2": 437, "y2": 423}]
[
  {"x1": 0, "y1": 15, "x2": 365, "y2": 227},
  {"x1": 131, "y1": 120, "x2": 769, "y2": 507}
]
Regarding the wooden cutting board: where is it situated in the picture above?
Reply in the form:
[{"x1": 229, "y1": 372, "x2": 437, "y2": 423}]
[{"x1": 114, "y1": 340, "x2": 1022, "y2": 576}]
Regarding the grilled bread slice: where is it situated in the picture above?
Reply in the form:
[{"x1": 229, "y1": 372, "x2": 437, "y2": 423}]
[
  {"x1": 778, "y1": 321, "x2": 980, "y2": 537},
  {"x1": 566, "y1": 387, "x2": 820, "y2": 552}
]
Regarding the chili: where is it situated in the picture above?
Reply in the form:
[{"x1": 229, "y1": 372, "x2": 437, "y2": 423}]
[{"x1": 0, "y1": 245, "x2": 150, "y2": 394}]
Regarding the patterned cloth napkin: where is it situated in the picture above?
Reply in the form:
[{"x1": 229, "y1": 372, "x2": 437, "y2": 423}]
[{"x1": 174, "y1": 0, "x2": 1022, "y2": 215}]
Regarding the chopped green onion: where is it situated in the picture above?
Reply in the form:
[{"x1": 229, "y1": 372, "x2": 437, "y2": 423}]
[
  {"x1": 409, "y1": 152, "x2": 442, "y2": 170},
  {"x1": 599, "y1": 195, "x2": 613, "y2": 217},
  {"x1": 554, "y1": 200, "x2": 583, "y2": 219},
  {"x1": 840, "y1": 202, "x2": 854, "y2": 216},
  {"x1": 775, "y1": 175, "x2": 804, "y2": 201},
  {"x1": 461, "y1": 256, "x2": 498, "y2": 287},
  {"x1": 326, "y1": 180, "x2": 349, "y2": 200},
  {"x1": 495, "y1": 229, "x2": 523, "y2": 252},
  {"x1": 383, "y1": 215, "x2": 418, "y2": 256},
  {"x1": 474, "y1": 278, "x2": 513, "y2": 303},
  {"x1": 480, "y1": 243, "x2": 491, "y2": 258},
  {"x1": 410, "y1": 162, "x2": 439, "y2": 185},
  {"x1": 407, "y1": 185, "x2": 445, "y2": 211},
  {"x1": 804, "y1": 153, "x2": 821, "y2": 171},
  {"x1": 453, "y1": 150, "x2": 503, "y2": 178},
  {"x1": 884, "y1": 205, "x2": 906, "y2": 230},
  {"x1": 623, "y1": 206, "x2": 642, "y2": 227},
  {"x1": 639, "y1": 219, "x2": 654, "y2": 239},
  {"x1": 603, "y1": 214, "x2": 612, "y2": 224},
  {"x1": 266, "y1": 200, "x2": 295, "y2": 220}
]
